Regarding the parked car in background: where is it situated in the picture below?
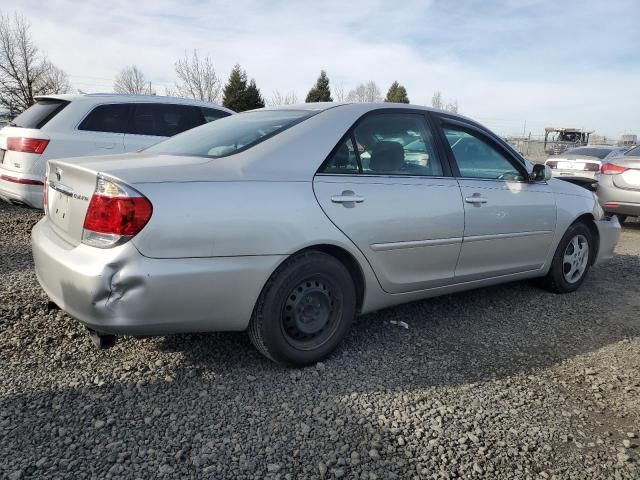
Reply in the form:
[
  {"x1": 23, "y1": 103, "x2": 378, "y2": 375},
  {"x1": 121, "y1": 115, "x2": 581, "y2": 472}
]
[
  {"x1": 31, "y1": 103, "x2": 620, "y2": 366},
  {"x1": 544, "y1": 145, "x2": 627, "y2": 182},
  {"x1": 597, "y1": 144, "x2": 640, "y2": 222},
  {"x1": 0, "y1": 94, "x2": 233, "y2": 209}
]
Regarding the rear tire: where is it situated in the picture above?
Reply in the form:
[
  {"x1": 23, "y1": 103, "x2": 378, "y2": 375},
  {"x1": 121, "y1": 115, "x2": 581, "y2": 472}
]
[
  {"x1": 248, "y1": 251, "x2": 356, "y2": 366},
  {"x1": 541, "y1": 222, "x2": 593, "y2": 293}
]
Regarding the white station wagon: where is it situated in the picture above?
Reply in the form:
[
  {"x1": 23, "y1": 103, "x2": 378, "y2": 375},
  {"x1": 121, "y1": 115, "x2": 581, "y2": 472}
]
[{"x1": 0, "y1": 94, "x2": 233, "y2": 209}]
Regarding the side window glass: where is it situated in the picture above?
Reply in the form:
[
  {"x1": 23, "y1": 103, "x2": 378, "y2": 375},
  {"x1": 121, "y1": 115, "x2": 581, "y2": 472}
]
[
  {"x1": 323, "y1": 137, "x2": 359, "y2": 174},
  {"x1": 130, "y1": 104, "x2": 198, "y2": 137},
  {"x1": 444, "y1": 127, "x2": 524, "y2": 180},
  {"x1": 355, "y1": 114, "x2": 443, "y2": 176},
  {"x1": 78, "y1": 104, "x2": 130, "y2": 133},
  {"x1": 200, "y1": 107, "x2": 230, "y2": 123}
]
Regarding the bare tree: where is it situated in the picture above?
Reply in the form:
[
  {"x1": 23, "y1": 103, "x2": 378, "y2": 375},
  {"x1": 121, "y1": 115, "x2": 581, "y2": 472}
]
[
  {"x1": 0, "y1": 12, "x2": 72, "y2": 115},
  {"x1": 173, "y1": 50, "x2": 221, "y2": 103},
  {"x1": 432, "y1": 90, "x2": 459, "y2": 112},
  {"x1": 346, "y1": 81, "x2": 382, "y2": 103},
  {"x1": 113, "y1": 65, "x2": 150, "y2": 95},
  {"x1": 431, "y1": 91, "x2": 443, "y2": 109},
  {"x1": 333, "y1": 82, "x2": 346, "y2": 102},
  {"x1": 268, "y1": 90, "x2": 298, "y2": 106}
]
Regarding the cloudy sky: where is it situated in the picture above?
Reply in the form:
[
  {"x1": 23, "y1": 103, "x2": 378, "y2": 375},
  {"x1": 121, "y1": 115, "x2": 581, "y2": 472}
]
[{"x1": 5, "y1": 0, "x2": 640, "y2": 138}]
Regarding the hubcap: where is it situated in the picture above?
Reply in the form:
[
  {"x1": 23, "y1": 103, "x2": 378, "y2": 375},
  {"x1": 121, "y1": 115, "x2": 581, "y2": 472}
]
[
  {"x1": 282, "y1": 277, "x2": 340, "y2": 349},
  {"x1": 562, "y1": 234, "x2": 589, "y2": 284}
]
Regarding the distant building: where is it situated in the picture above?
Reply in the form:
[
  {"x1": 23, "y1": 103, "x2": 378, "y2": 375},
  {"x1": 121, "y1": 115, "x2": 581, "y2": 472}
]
[{"x1": 619, "y1": 134, "x2": 638, "y2": 147}]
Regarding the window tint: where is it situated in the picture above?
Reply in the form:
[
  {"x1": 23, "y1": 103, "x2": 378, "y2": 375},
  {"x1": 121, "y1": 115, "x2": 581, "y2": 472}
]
[
  {"x1": 322, "y1": 113, "x2": 443, "y2": 176},
  {"x1": 201, "y1": 107, "x2": 230, "y2": 123},
  {"x1": 145, "y1": 110, "x2": 314, "y2": 158},
  {"x1": 626, "y1": 145, "x2": 640, "y2": 156},
  {"x1": 12, "y1": 99, "x2": 69, "y2": 129},
  {"x1": 444, "y1": 127, "x2": 524, "y2": 180},
  {"x1": 566, "y1": 147, "x2": 615, "y2": 159},
  {"x1": 79, "y1": 104, "x2": 131, "y2": 133},
  {"x1": 130, "y1": 103, "x2": 200, "y2": 137}
]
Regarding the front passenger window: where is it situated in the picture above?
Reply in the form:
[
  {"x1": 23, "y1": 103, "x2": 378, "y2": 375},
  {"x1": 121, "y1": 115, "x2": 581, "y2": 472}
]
[{"x1": 444, "y1": 127, "x2": 524, "y2": 181}]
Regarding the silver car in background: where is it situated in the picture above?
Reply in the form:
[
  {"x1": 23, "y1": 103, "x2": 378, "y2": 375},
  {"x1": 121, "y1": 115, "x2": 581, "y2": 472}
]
[
  {"x1": 31, "y1": 103, "x2": 620, "y2": 366},
  {"x1": 544, "y1": 145, "x2": 627, "y2": 182},
  {"x1": 597, "y1": 144, "x2": 640, "y2": 222}
]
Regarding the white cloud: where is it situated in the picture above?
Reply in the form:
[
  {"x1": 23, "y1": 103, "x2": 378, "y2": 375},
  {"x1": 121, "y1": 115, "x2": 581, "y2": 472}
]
[{"x1": 6, "y1": 0, "x2": 639, "y2": 137}]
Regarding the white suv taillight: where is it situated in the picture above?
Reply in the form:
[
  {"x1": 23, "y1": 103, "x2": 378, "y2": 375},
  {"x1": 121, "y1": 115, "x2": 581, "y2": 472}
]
[{"x1": 82, "y1": 175, "x2": 153, "y2": 248}]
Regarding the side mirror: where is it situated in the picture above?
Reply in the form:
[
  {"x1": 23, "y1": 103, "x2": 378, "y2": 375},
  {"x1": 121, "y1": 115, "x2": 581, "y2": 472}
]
[{"x1": 530, "y1": 163, "x2": 552, "y2": 182}]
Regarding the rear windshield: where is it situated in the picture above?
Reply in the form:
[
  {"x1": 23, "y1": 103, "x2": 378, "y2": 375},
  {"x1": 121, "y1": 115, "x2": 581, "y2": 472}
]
[
  {"x1": 10, "y1": 99, "x2": 69, "y2": 129},
  {"x1": 625, "y1": 145, "x2": 640, "y2": 156},
  {"x1": 145, "y1": 110, "x2": 315, "y2": 158},
  {"x1": 565, "y1": 147, "x2": 613, "y2": 159}
]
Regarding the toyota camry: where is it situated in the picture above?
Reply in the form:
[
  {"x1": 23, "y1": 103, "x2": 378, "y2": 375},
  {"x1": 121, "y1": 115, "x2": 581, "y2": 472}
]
[{"x1": 31, "y1": 103, "x2": 621, "y2": 366}]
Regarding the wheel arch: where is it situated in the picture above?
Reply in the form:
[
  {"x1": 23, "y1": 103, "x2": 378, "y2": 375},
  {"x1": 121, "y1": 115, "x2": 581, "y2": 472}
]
[{"x1": 572, "y1": 213, "x2": 600, "y2": 265}]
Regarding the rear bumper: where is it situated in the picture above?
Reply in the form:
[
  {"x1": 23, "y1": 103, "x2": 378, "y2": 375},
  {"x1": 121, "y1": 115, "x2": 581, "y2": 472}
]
[
  {"x1": 0, "y1": 169, "x2": 44, "y2": 209},
  {"x1": 593, "y1": 216, "x2": 621, "y2": 266},
  {"x1": 550, "y1": 169, "x2": 597, "y2": 181},
  {"x1": 597, "y1": 181, "x2": 640, "y2": 217},
  {"x1": 32, "y1": 217, "x2": 284, "y2": 335}
]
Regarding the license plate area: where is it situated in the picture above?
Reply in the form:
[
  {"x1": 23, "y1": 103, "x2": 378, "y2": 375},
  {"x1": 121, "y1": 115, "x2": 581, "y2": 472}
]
[
  {"x1": 48, "y1": 187, "x2": 72, "y2": 231},
  {"x1": 557, "y1": 161, "x2": 585, "y2": 170}
]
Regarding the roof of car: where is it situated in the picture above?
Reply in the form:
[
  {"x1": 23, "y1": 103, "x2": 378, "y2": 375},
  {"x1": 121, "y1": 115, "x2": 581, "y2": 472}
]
[{"x1": 34, "y1": 93, "x2": 234, "y2": 113}]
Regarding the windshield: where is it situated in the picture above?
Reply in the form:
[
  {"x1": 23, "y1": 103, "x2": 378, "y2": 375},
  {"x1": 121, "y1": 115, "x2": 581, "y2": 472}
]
[
  {"x1": 625, "y1": 145, "x2": 640, "y2": 156},
  {"x1": 145, "y1": 109, "x2": 315, "y2": 157},
  {"x1": 565, "y1": 147, "x2": 614, "y2": 159}
]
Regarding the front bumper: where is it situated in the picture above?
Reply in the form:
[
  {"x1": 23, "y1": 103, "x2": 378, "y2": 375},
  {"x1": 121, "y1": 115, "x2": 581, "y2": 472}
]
[
  {"x1": 593, "y1": 216, "x2": 621, "y2": 266},
  {"x1": 0, "y1": 170, "x2": 44, "y2": 209},
  {"x1": 32, "y1": 218, "x2": 284, "y2": 335}
]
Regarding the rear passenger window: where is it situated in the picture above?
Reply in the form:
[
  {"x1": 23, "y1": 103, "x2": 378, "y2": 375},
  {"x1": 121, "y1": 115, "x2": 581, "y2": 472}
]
[
  {"x1": 130, "y1": 104, "x2": 198, "y2": 137},
  {"x1": 12, "y1": 99, "x2": 69, "y2": 129},
  {"x1": 78, "y1": 104, "x2": 131, "y2": 133},
  {"x1": 321, "y1": 113, "x2": 444, "y2": 176}
]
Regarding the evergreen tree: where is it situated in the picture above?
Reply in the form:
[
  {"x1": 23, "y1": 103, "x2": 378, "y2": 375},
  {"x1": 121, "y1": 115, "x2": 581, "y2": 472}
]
[
  {"x1": 222, "y1": 64, "x2": 248, "y2": 111},
  {"x1": 244, "y1": 79, "x2": 265, "y2": 110},
  {"x1": 305, "y1": 70, "x2": 332, "y2": 102},
  {"x1": 384, "y1": 81, "x2": 410, "y2": 103}
]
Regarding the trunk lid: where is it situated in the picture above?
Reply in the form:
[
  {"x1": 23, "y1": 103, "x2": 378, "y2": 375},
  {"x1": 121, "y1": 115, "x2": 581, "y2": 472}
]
[
  {"x1": 46, "y1": 159, "x2": 99, "y2": 246},
  {"x1": 611, "y1": 156, "x2": 640, "y2": 191}
]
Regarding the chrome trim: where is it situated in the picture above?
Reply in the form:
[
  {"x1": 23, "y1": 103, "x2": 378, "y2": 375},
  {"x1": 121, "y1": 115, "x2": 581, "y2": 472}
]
[
  {"x1": 463, "y1": 230, "x2": 553, "y2": 243},
  {"x1": 370, "y1": 237, "x2": 463, "y2": 251},
  {"x1": 48, "y1": 181, "x2": 74, "y2": 197}
]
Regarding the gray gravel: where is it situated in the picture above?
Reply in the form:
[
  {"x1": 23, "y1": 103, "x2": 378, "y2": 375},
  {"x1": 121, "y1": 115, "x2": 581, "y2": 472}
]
[{"x1": 1, "y1": 201, "x2": 639, "y2": 479}]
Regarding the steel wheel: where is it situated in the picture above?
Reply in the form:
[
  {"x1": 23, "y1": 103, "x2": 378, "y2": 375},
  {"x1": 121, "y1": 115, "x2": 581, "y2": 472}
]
[
  {"x1": 281, "y1": 276, "x2": 342, "y2": 350},
  {"x1": 562, "y1": 234, "x2": 589, "y2": 284}
]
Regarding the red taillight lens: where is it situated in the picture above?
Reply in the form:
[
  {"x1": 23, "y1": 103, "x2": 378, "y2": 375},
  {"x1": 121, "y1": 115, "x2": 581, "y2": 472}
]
[
  {"x1": 0, "y1": 174, "x2": 44, "y2": 185},
  {"x1": 83, "y1": 194, "x2": 152, "y2": 236},
  {"x1": 7, "y1": 137, "x2": 50, "y2": 154},
  {"x1": 546, "y1": 161, "x2": 557, "y2": 169},
  {"x1": 600, "y1": 163, "x2": 628, "y2": 175}
]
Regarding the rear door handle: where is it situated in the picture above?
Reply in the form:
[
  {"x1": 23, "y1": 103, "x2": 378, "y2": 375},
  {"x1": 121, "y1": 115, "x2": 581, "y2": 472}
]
[
  {"x1": 465, "y1": 196, "x2": 488, "y2": 204},
  {"x1": 331, "y1": 190, "x2": 364, "y2": 207}
]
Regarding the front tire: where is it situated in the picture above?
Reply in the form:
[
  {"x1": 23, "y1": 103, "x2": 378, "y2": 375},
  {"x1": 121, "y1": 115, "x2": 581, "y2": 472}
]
[
  {"x1": 541, "y1": 222, "x2": 594, "y2": 293},
  {"x1": 248, "y1": 251, "x2": 356, "y2": 366}
]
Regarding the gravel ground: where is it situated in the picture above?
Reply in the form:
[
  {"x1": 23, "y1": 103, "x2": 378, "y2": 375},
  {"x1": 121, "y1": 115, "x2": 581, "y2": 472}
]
[{"x1": 0, "y1": 201, "x2": 638, "y2": 480}]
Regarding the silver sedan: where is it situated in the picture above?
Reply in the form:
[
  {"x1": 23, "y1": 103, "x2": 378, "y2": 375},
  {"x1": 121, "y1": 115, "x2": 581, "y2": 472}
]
[
  {"x1": 31, "y1": 103, "x2": 621, "y2": 365},
  {"x1": 597, "y1": 145, "x2": 640, "y2": 222}
]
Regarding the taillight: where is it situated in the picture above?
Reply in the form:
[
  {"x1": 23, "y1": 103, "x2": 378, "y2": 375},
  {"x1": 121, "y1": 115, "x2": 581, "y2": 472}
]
[
  {"x1": 82, "y1": 176, "x2": 152, "y2": 248},
  {"x1": 545, "y1": 161, "x2": 557, "y2": 169},
  {"x1": 600, "y1": 163, "x2": 628, "y2": 175},
  {"x1": 7, "y1": 137, "x2": 50, "y2": 154},
  {"x1": 584, "y1": 163, "x2": 600, "y2": 172}
]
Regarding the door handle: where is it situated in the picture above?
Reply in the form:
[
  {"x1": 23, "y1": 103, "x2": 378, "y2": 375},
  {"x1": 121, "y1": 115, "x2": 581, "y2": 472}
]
[
  {"x1": 465, "y1": 196, "x2": 488, "y2": 204},
  {"x1": 331, "y1": 190, "x2": 364, "y2": 207}
]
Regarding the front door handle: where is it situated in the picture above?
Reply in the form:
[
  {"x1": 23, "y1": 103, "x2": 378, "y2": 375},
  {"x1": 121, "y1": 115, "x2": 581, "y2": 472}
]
[
  {"x1": 465, "y1": 195, "x2": 488, "y2": 204},
  {"x1": 331, "y1": 190, "x2": 364, "y2": 207}
]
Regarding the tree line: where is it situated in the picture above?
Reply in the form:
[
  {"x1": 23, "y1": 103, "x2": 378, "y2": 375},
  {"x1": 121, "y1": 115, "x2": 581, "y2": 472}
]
[{"x1": 1, "y1": 11, "x2": 460, "y2": 115}]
